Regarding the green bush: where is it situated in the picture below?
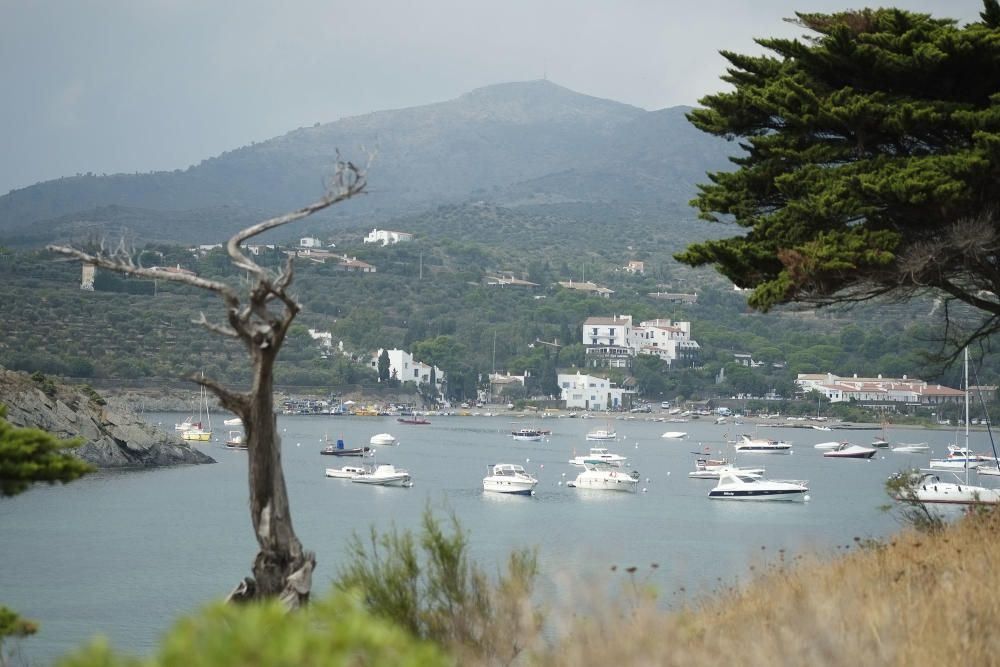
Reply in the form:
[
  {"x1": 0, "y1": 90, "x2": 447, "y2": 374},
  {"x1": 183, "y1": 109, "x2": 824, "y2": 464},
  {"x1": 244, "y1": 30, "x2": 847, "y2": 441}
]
[
  {"x1": 57, "y1": 592, "x2": 449, "y2": 667},
  {"x1": 335, "y1": 507, "x2": 542, "y2": 665}
]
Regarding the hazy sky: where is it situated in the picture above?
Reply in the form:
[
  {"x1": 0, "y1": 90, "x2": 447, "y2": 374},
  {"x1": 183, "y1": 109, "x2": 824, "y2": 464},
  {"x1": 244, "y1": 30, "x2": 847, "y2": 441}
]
[{"x1": 0, "y1": 0, "x2": 979, "y2": 195}]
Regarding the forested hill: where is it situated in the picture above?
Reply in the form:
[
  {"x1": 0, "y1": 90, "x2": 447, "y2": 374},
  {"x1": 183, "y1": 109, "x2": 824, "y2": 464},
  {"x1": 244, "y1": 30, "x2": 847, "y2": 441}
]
[{"x1": 0, "y1": 80, "x2": 733, "y2": 246}]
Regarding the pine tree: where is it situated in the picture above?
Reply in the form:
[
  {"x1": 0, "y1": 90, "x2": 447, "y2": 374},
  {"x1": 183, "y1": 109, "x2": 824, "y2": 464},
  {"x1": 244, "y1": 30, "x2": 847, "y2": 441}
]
[{"x1": 677, "y1": 1, "x2": 1000, "y2": 353}]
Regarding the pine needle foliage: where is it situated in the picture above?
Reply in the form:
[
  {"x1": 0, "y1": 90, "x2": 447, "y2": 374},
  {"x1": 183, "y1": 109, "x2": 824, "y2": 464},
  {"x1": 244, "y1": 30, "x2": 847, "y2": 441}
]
[
  {"x1": 678, "y1": 1, "x2": 1000, "y2": 354},
  {"x1": 0, "y1": 404, "x2": 94, "y2": 498}
]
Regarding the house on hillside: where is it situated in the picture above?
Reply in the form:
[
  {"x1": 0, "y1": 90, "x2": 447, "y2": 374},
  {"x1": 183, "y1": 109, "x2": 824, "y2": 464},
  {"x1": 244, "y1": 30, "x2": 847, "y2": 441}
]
[
  {"x1": 558, "y1": 371, "x2": 635, "y2": 411},
  {"x1": 371, "y1": 348, "x2": 445, "y2": 394},
  {"x1": 364, "y1": 229, "x2": 413, "y2": 246},
  {"x1": 796, "y1": 372, "x2": 964, "y2": 406},
  {"x1": 623, "y1": 260, "x2": 645, "y2": 274},
  {"x1": 300, "y1": 237, "x2": 323, "y2": 248},
  {"x1": 582, "y1": 315, "x2": 700, "y2": 369},
  {"x1": 557, "y1": 280, "x2": 614, "y2": 298},
  {"x1": 485, "y1": 275, "x2": 539, "y2": 288}
]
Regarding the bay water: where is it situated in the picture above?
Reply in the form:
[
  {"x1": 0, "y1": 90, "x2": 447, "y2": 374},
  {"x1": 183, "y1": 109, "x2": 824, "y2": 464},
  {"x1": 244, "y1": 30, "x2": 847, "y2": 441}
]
[{"x1": 0, "y1": 413, "x2": 977, "y2": 663}]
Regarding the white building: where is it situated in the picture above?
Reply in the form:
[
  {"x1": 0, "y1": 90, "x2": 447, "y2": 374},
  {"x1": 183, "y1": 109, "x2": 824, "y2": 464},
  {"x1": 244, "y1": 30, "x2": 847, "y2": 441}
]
[
  {"x1": 559, "y1": 371, "x2": 635, "y2": 410},
  {"x1": 582, "y1": 315, "x2": 699, "y2": 368},
  {"x1": 371, "y1": 348, "x2": 445, "y2": 393},
  {"x1": 796, "y1": 372, "x2": 964, "y2": 405},
  {"x1": 300, "y1": 237, "x2": 323, "y2": 248},
  {"x1": 633, "y1": 319, "x2": 701, "y2": 366},
  {"x1": 363, "y1": 229, "x2": 414, "y2": 246}
]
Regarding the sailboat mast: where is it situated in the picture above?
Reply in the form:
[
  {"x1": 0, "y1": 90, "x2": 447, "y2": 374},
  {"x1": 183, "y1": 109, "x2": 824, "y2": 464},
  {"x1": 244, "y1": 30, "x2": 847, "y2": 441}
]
[{"x1": 965, "y1": 348, "x2": 970, "y2": 484}]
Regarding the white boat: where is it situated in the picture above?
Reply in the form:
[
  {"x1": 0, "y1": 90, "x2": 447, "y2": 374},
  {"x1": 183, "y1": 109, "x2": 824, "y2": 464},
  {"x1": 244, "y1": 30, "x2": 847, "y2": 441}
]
[
  {"x1": 482, "y1": 463, "x2": 538, "y2": 495},
  {"x1": 369, "y1": 433, "x2": 399, "y2": 446},
  {"x1": 892, "y1": 442, "x2": 930, "y2": 453},
  {"x1": 708, "y1": 470, "x2": 809, "y2": 501},
  {"x1": 568, "y1": 447, "x2": 627, "y2": 467},
  {"x1": 813, "y1": 440, "x2": 843, "y2": 450},
  {"x1": 325, "y1": 464, "x2": 369, "y2": 479},
  {"x1": 223, "y1": 417, "x2": 243, "y2": 427},
  {"x1": 661, "y1": 431, "x2": 688, "y2": 439},
  {"x1": 180, "y1": 381, "x2": 212, "y2": 442},
  {"x1": 688, "y1": 458, "x2": 764, "y2": 479},
  {"x1": 734, "y1": 433, "x2": 792, "y2": 454},
  {"x1": 585, "y1": 428, "x2": 617, "y2": 442},
  {"x1": 566, "y1": 460, "x2": 639, "y2": 492},
  {"x1": 174, "y1": 416, "x2": 199, "y2": 432},
  {"x1": 901, "y1": 471, "x2": 1000, "y2": 504},
  {"x1": 351, "y1": 463, "x2": 413, "y2": 487},
  {"x1": 511, "y1": 428, "x2": 545, "y2": 441},
  {"x1": 224, "y1": 430, "x2": 246, "y2": 449},
  {"x1": 899, "y1": 351, "x2": 1000, "y2": 504},
  {"x1": 823, "y1": 442, "x2": 877, "y2": 459},
  {"x1": 811, "y1": 425, "x2": 832, "y2": 431}
]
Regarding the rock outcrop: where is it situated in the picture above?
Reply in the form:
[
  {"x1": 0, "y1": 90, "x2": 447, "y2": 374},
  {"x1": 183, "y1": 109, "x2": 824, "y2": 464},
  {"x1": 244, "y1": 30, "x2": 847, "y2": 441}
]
[{"x1": 0, "y1": 368, "x2": 214, "y2": 467}]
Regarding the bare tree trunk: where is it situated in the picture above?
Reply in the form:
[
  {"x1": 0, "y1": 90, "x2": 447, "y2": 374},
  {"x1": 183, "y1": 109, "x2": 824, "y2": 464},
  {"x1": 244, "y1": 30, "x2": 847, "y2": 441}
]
[{"x1": 49, "y1": 158, "x2": 367, "y2": 608}]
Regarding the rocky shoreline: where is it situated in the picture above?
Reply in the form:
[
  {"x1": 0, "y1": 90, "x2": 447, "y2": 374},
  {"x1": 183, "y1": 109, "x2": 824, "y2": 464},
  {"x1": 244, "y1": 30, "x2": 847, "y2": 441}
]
[{"x1": 0, "y1": 369, "x2": 214, "y2": 468}]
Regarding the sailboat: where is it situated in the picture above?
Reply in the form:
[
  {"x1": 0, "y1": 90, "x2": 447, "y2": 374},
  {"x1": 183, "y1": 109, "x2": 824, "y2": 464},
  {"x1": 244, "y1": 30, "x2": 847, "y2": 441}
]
[
  {"x1": 871, "y1": 413, "x2": 890, "y2": 448},
  {"x1": 903, "y1": 350, "x2": 1000, "y2": 504},
  {"x1": 586, "y1": 414, "x2": 617, "y2": 441},
  {"x1": 181, "y1": 383, "x2": 212, "y2": 442}
]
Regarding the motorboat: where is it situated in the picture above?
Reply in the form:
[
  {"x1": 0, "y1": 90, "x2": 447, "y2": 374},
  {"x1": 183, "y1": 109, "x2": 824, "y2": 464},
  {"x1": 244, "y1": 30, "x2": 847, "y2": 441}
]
[
  {"x1": 823, "y1": 443, "x2": 877, "y2": 459},
  {"x1": 369, "y1": 433, "x2": 399, "y2": 446},
  {"x1": 734, "y1": 434, "x2": 792, "y2": 454},
  {"x1": 568, "y1": 447, "x2": 627, "y2": 467},
  {"x1": 482, "y1": 463, "x2": 538, "y2": 495},
  {"x1": 223, "y1": 417, "x2": 243, "y2": 427},
  {"x1": 324, "y1": 464, "x2": 369, "y2": 479},
  {"x1": 708, "y1": 471, "x2": 809, "y2": 501},
  {"x1": 511, "y1": 428, "x2": 544, "y2": 441},
  {"x1": 929, "y1": 447, "x2": 985, "y2": 469},
  {"x1": 688, "y1": 458, "x2": 764, "y2": 480},
  {"x1": 397, "y1": 416, "x2": 431, "y2": 425},
  {"x1": 225, "y1": 430, "x2": 246, "y2": 450},
  {"x1": 813, "y1": 440, "x2": 844, "y2": 450},
  {"x1": 351, "y1": 463, "x2": 413, "y2": 487},
  {"x1": 891, "y1": 442, "x2": 930, "y2": 454},
  {"x1": 566, "y1": 460, "x2": 640, "y2": 492},
  {"x1": 321, "y1": 437, "x2": 374, "y2": 457},
  {"x1": 661, "y1": 431, "x2": 688, "y2": 439},
  {"x1": 897, "y1": 471, "x2": 1000, "y2": 504},
  {"x1": 585, "y1": 428, "x2": 617, "y2": 442}
]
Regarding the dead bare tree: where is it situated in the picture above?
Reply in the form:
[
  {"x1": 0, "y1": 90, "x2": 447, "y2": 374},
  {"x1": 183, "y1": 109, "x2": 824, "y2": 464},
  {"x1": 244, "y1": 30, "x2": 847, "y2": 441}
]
[{"x1": 47, "y1": 157, "x2": 366, "y2": 607}]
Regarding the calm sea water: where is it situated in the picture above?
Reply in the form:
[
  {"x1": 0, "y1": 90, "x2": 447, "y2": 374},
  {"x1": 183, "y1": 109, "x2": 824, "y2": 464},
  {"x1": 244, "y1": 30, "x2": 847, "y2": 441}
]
[{"x1": 0, "y1": 413, "x2": 984, "y2": 663}]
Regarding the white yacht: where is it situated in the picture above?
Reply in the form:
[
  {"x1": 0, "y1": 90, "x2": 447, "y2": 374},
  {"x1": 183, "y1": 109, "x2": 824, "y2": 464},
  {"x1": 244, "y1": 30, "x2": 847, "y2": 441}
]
[
  {"x1": 708, "y1": 470, "x2": 809, "y2": 501},
  {"x1": 585, "y1": 428, "x2": 617, "y2": 442},
  {"x1": 351, "y1": 463, "x2": 413, "y2": 487},
  {"x1": 369, "y1": 433, "x2": 399, "y2": 446},
  {"x1": 813, "y1": 440, "x2": 844, "y2": 450},
  {"x1": 900, "y1": 471, "x2": 1000, "y2": 504},
  {"x1": 734, "y1": 434, "x2": 792, "y2": 454},
  {"x1": 566, "y1": 460, "x2": 639, "y2": 492},
  {"x1": 823, "y1": 443, "x2": 877, "y2": 459},
  {"x1": 482, "y1": 463, "x2": 538, "y2": 495},
  {"x1": 324, "y1": 464, "x2": 369, "y2": 479},
  {"x1": 511, "y1": 428, "x2": 545, "y2": 442},
  {"x1": 891, "y1": 442, "x2": 930, "y2": 454},
  {"x1": 568, "y1": 447, "x2": 627, "y2": 467},
  {"x1": 661, "y1": 431, "x2": 688, "y2": 439},
  {"x1": 688, "y1": 458, "x2": 765, "y2": 480}
]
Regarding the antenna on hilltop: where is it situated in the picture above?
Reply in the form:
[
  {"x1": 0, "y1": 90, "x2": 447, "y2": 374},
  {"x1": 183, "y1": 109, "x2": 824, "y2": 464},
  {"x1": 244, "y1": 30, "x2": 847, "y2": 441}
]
[{"x1": 543, "y1": 59, "x2": 548, "y2": 81}]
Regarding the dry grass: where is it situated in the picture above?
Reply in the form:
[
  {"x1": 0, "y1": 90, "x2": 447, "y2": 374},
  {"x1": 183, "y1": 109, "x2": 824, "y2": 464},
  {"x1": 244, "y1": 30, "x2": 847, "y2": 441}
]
[{"x1": 510, "y1": 508, "x2": 1000, "y2": 667}]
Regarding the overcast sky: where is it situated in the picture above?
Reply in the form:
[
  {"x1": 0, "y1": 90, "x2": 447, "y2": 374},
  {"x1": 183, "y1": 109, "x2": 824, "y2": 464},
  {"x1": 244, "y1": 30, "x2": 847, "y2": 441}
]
[{"x1": 0, "y1": 0, "x2": 979, "y2": 195}]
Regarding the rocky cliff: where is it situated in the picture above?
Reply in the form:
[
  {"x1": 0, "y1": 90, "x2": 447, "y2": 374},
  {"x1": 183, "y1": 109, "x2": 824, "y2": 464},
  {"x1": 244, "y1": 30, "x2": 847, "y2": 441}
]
[{"x1": 0, "y1": 368, "x2": 214, "y2": 467}]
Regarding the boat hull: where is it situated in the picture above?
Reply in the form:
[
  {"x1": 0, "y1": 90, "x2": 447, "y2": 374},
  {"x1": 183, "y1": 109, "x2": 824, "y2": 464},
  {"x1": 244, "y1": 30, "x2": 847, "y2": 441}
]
[
  {"x1": 483, "y1": 479, "x2": 536, "y2": 495},
  {"x1": 351, "y1": 474, "x2": 412, "y2": 487},
  {"x1": 709, "y1": 488, "x2": 807, "y2": 500}
]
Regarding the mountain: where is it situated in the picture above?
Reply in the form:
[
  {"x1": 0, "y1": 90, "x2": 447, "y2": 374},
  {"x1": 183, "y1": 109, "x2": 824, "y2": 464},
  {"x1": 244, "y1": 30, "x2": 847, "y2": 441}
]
[{"x1": 0, "y1": 80, "x2": 733, "y2": 246}]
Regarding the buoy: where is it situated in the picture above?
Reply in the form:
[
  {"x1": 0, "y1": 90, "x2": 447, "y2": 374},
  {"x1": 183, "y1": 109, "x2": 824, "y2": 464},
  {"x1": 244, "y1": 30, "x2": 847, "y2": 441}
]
[
  {"x1": 562, "y1": 472, "x2": 566, "y2": 476},
  {"x1": 804, "y1": 494, "x2": 811, "y2": 501},
  {"x1": 642, "y1": 488, "x2": 648, "y2": 493},
  {"x1": 667, "y1": 471, "x2": 671, "y2": 476},
  {"x1": 526, "y1": 458, "x2": 531, "y2": 463},
  {"x1": 557, "y1": 481, "x2": 562, "y2": 486},
  {"x1": 296, "y1": 442, "x2": 300, "y2": 447},
  {"x1": 646, "y1": 478, "x2": 650, "y2": 483},
  {"x1": 539, "y1": 464, "x2": 544, "y2": 469}
]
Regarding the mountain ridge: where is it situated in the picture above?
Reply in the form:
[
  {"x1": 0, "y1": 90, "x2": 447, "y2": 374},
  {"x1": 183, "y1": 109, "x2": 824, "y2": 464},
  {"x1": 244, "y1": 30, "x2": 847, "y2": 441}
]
[{"x1": 0, "y1": 80, "x2": 731, "y2": 246}]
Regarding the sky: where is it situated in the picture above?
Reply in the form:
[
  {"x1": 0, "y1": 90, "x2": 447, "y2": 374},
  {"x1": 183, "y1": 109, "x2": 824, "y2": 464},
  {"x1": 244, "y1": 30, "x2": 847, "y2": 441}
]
[{"x1": 0, "y1": 0, "x2": 980, "y2": 195}]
